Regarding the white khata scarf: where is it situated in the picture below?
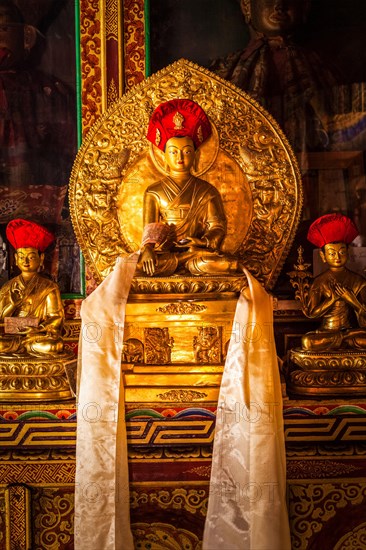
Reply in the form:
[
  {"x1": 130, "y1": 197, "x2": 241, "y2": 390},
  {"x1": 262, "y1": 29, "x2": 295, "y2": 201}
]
[
  {"x1": 203, "y1": 269, "x2": 291, "y2": 550},
  {"x1": 74, "y1": 255, "x2": 138, "y2": 550},
  {"x1": 74, "y1": 258, "x2": 290, "y2": 550}
]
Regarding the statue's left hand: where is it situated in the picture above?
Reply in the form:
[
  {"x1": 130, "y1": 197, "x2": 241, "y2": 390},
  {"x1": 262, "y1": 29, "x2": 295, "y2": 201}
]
[
  {"x1": 175, "y1": 237, "x2": 206, "y2": 248},
  {"x1": 332, "y1": 281, "x2": 355, "y2": 302},
  {"x1": 21, "y1": 326, "x2": 43, "y2": 341}
]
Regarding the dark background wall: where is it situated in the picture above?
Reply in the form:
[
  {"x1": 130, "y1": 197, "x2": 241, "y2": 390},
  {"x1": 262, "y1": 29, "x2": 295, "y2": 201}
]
[{"x1": 149, "y1": 0, "x2": 366, "y2": 84}]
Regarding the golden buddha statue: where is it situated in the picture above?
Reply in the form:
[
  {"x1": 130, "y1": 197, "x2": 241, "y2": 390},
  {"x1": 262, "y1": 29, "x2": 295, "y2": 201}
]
[
  {"x1": 300, "y1": 214, "x2": 366, "y2": 351},
  {"x1": 137, "y1": 99, "x2": 239, "y2": 277},
  {"x1": 288, "y1": 213, "x2": 366, "y2": 395},
  {"x1": 0, "y1": 218, "x2": 64, "y2": 356}
]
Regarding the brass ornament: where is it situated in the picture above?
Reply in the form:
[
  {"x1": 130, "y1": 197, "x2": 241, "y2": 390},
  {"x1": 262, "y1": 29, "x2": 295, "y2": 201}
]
[
  {"x1": 130, "y1": 274, "x2": 245, "y2": 295},
  {"x1": 173, "y1": 110, "x2": 184, "y2": 130},
  {"x1": 288, "y1": 368, "x2": 366, "y2": 396},
  {"x1": 197, "y1": 124, "x2": 203, "y2": 143},
  {"x1": 0, "y1": 353, "x2": 74, "y2": 401},
  {"x1": 155, "y1": 127, "x2": 161, "y2": 146},
  {"x1": 288, "y1": 348, "x2": 366, "y2": 396},
  {"x1": 155, "y1": 303, "x2": 207, "y2": 314},
  {"x1": 144, "y1": 328, "x2": 174, "y2": 364},
  {"x1": 193, "y1": 326, "x2": 222, "y2": 363},
  {"x1": 69, "y1": 58, "x2": 302, "y2": 289},
  {"x1": 156, "y1": 389, "x2": 208, "y2": 401},
  {"x1": 290, "y1": 349, "x2": 366, "y2": 371}
]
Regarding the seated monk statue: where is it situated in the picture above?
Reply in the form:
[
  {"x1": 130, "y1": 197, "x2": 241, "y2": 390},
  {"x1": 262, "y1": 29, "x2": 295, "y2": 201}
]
[
  {"x1": 0, "y1": 218, "x2": 64, "y2": 355},
  {"x1": 137, "y1": 99, "x2": 240, "y2": 277},
  {"x1": 302, "y1": 213, "x2": 366, "y2": 351}
]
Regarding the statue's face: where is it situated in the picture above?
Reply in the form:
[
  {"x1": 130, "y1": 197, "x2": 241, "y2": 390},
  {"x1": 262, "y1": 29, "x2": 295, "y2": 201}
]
[
  {"x1": 15, "y1": 248, "x2": 43, "y2": 273},
  {"x1": 321, "y1": 242, "x2": 348, "y2": 269},
  {"x1": 164, "y1": 136, "x2": 195, "y2": 173},
  {"x1": 0, "y1": 5, "x2": 25, "y2": 69},
  {"x1": 249, "y1": 0, "x2": 309, "y2": 37}
]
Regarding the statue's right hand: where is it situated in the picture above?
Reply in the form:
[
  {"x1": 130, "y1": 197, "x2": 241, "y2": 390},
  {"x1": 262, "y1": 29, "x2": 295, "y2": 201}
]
[
  {"x1": 10, "y1": 286, "x2": 22, "y2": 307},
  {"x1": 140, "y1": 246, "x2": 157, "y2": 276}
]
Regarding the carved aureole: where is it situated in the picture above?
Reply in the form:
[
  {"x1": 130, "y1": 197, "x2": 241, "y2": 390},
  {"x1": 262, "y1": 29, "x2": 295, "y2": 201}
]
[{"x1": 69, "y1": 59, "x2": 302, "y2": 291}]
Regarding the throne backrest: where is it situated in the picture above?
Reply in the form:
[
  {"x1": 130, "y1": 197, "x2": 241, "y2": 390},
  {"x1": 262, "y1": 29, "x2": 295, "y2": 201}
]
[{"x1": 69, "y1": 59, "x2": 302, "y2": 290}]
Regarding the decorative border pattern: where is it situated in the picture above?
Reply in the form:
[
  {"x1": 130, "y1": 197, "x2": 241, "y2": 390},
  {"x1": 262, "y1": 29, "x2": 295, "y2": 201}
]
[
  {"x1": 0, "y1": 461, "x2": 75, "y2": 484},
  {"x1": 2, "y1": 406, "x2": 366, "y2": 448},
  {"x1": 5, "y1": 485, "x2": 31, "y2": 549},
  {"x1": 80, "y1": 0, "x2": 103, "y2": 135},
  {"x1": 130, "y1": 486, "x2": 208, "y2": 518},
  {"x1": 127, "y1": 419, "x2": 215, "y2": 445},
  {"x1": 288, "y1": 482, "x2": 366, "y2": 550},
  {"x1": 287, "y1": 459, "x2": 363, "y2": 479},
  {"x1": 0, "y1": 422, "x2": 76, "y2": 448},
  {"x1": 285, "y1": 417, "x2": 366, "y2": 442},
  {"x1": 106, "y1": 0, "x2": 121, "y2": 106},
  {"x1": 123, "y1": 0, "x2": 146, "y2": 88}
]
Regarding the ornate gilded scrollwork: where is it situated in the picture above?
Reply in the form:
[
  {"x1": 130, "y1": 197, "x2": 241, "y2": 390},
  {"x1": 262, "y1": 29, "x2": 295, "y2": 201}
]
[
  {"x1": 131, "y1": 522, "x2": 201, "y2": 550},
  {"x1": 144, "y1": 328, "x2": 174, "y2": 364},
  {"x1": 123, "y1": 338, "x2": 144, "y2": 363},
  {"x1": 32, "y1": 487, "x2": 74, "y2": 550},
  {"x1": 0, "y1": 355, "x2": 73, "y2": 401},
  {"x1": 193, "y1": 326, "x2": 222, "y2": 364},
  {"x1": 334, "y1": 523, "x2": 366, "y2": 550},
  {"x1": 156, "y1": 389, "x2": 208, "y2": 402},
  {"x1": 156, "y1": 303, "x2": 207, "y2": 314},
  {"x1": 130, "y1": 487, "x2": 208, "y2": 516},
  {"x1": 287, "y1": 246, "x2": 313, "y2": 310},
  {"x1": 69, "y1": 59, "x2": 302, "y2": 290},
  {"x1": 288, "y1": 482, "x2": 366, "y2": 550}
]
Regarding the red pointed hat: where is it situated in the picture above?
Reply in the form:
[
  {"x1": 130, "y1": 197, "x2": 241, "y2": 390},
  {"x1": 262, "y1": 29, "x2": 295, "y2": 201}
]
[
  {"x1": 146, "y1": 99, "x2": 212, "y2": 151},
  {"x1": 307, "y1": 213, "x2": 359, "y2": 248},
  {"x1": 6, "y1": 219, "x2": 55, "y2": 252}
]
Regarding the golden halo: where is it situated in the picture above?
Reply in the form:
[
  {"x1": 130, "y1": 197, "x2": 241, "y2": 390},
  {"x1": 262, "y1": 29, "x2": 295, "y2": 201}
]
[
  {"x1": 149, "y1": 122, "x2": 220, "y2": 177},
  {"x1": 69, "y1": 59, "x2": 303, "y2": 289}
]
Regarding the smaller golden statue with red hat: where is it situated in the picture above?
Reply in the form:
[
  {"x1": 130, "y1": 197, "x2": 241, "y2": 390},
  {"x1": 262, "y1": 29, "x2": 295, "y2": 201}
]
[
  {"x1": 137, "y1": 99, "x2": 239, "y2": 276},
  {"x1": 288, "y1": 213, "x2": 366, "y2": 396},
  {"x1": 302, "y1": 214, "x2": 366, "y2": 350},
  {"x1": 0, "y1": 218, "x2": 64, "y2": 356}
]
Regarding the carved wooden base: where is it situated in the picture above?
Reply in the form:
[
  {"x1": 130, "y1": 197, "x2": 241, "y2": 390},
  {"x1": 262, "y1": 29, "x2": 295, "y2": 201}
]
[
  {"x1": 0, "y1": 352, "x2": 75, "y2": 401},
  {"x1": 287, "y1": 349, "x2": 366, "y2": 396}
]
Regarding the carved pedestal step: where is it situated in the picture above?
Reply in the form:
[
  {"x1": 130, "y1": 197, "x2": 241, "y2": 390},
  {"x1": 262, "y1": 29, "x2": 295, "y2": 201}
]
[
  {"x1": 122, "y1": 292, "x2": 240, "y2": 406},
  {"x1": 287, "y1": 348, "x2": 366, "y2": 396},
  {"x1": 124, "y1": 292, "x2": 239, "y2": 367},
  {"x1": 0, "y1": 352, "x2": 75, "y2": 401}
]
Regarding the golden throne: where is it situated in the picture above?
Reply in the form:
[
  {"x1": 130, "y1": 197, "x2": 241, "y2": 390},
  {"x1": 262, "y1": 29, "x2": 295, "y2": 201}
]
[{"x1": 69, "y1": 58, "x2": 302, "y2": 414}]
